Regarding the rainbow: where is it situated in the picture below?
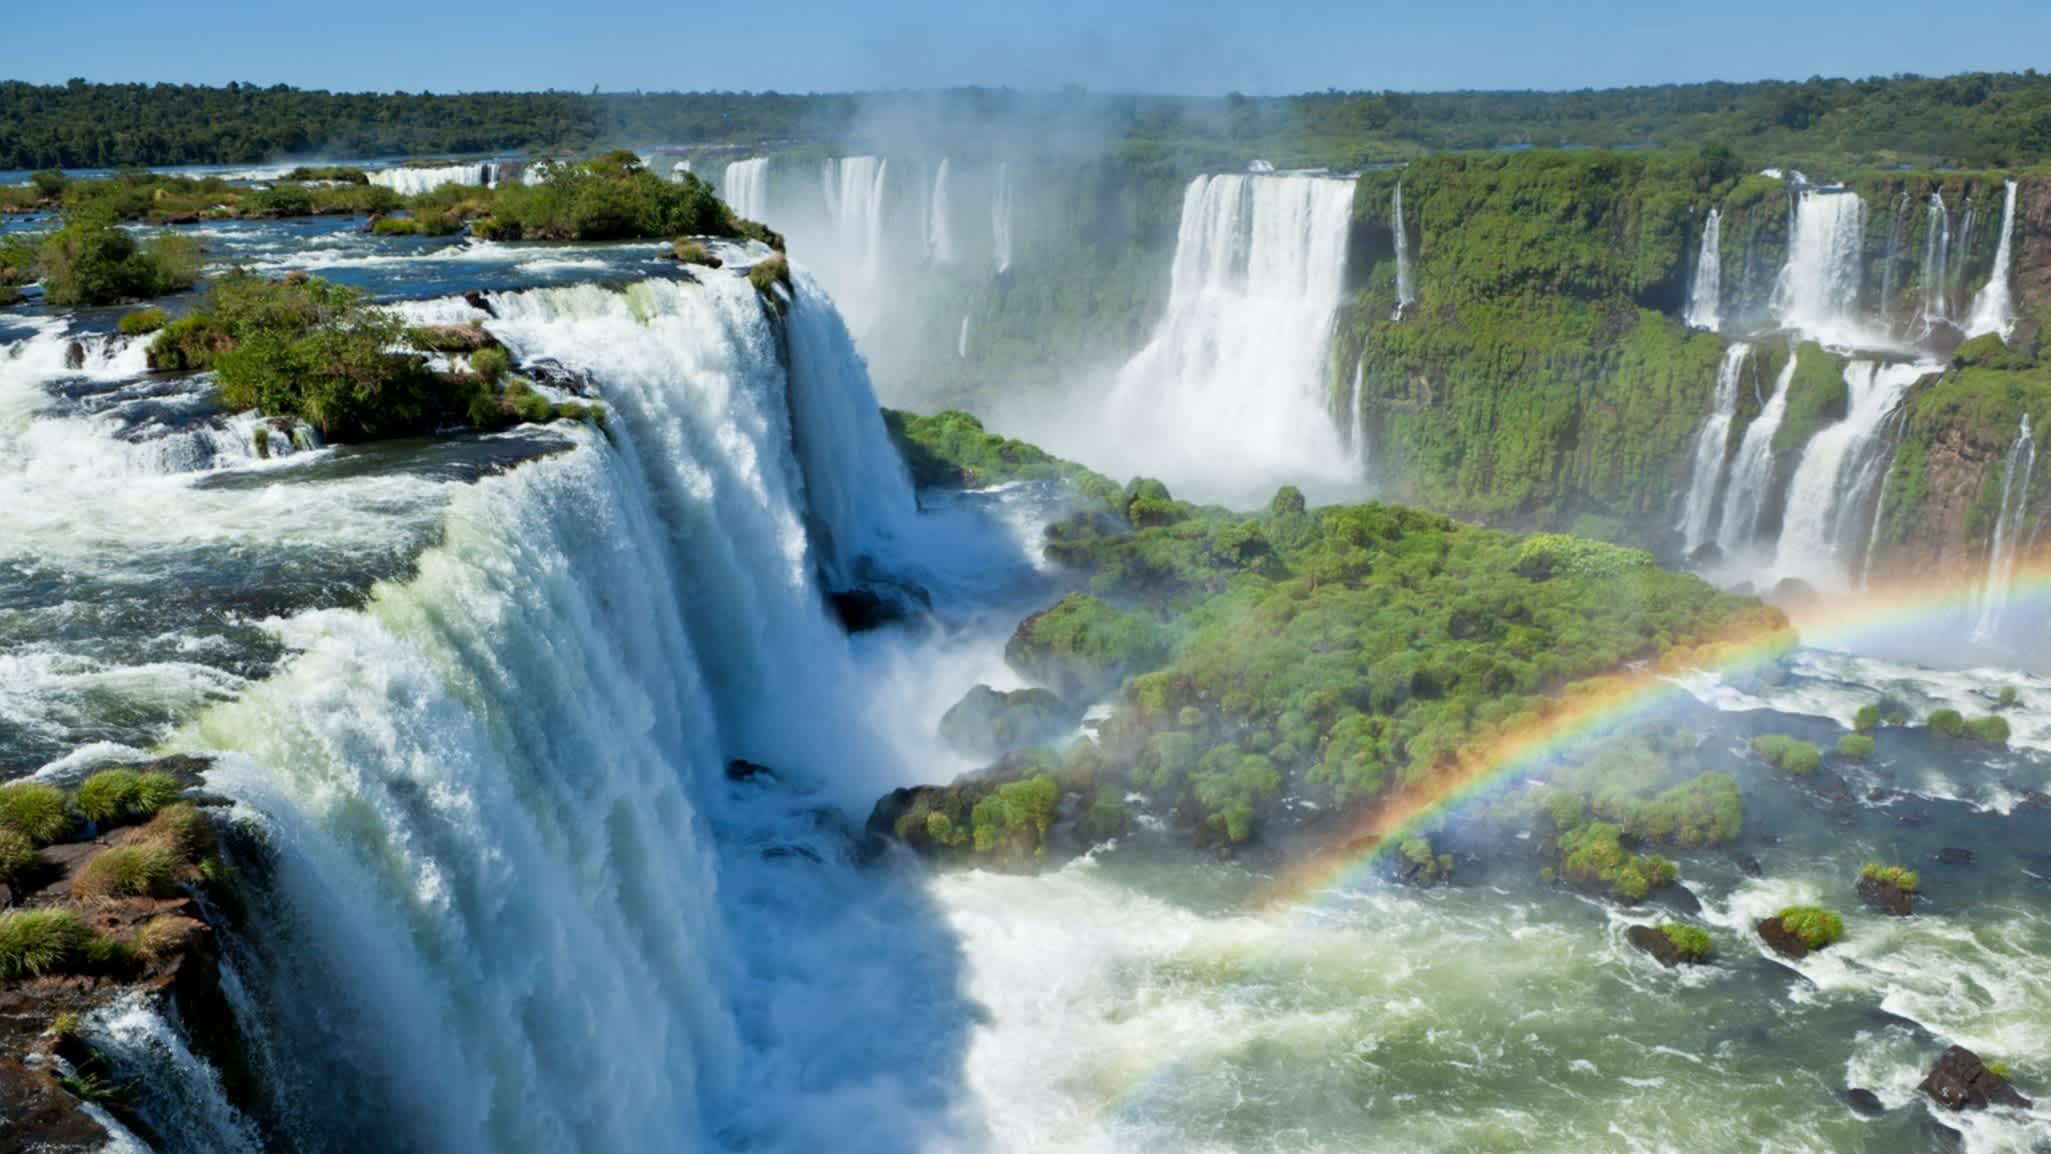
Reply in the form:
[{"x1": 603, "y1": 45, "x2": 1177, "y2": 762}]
[{"x1": 1262, "y1": 560, "x2": 2051, "y2": 910}]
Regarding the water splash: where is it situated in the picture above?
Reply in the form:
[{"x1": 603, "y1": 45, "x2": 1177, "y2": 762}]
[
  {"x1": 1771, "y1": 360, "x2": 1928, "y2": 589},
  {"x1": 1391, "y1": 180, "x2": 1415, "y2": 320},
  {"x1": 1716, "y1": 349, "x2": 1800, "y2": 559},
  {"x1": 992, "y1": 161, "x2": 1014, "y2": 275},
  {"x1": 928, "y1": 158, "x2": 955, "y2": 264}
]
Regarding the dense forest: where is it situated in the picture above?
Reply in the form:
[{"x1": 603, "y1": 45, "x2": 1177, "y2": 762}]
[{"x1": 8, "y1": 71, "x2": 2051, "y2": 170}]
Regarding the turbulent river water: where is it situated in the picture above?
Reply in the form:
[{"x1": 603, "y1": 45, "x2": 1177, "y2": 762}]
[{"x1": 3, "y1": 204, "x2": 2050, "y2": 1154}]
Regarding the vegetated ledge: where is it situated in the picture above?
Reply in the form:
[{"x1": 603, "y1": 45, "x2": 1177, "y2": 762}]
[
  {"x1": 0, "y1": 757, "x2": 269, "y2": 1150},
  {"x1": 145, "y1": 271, "x2": 604, "y2": 444},
  {"x1": 868, "y1": 413, "x2": 1789, "y2": 874}
]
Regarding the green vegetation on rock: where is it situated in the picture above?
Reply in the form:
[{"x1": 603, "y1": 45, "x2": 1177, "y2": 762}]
[
  {"x1": 33, "y1": 211, "x2": 199, "y2": 307},
  {"x1": 1660, "y1": 923, "x2": 1713, "y2": 962},
  {"x1": 1750, "y1": 734, "x2": 1822, "y2": 775},
  {"x1": 1836, "y1": 733, "x2": 1876, "y2": 760},
  {"x1": 1861, "y1": 863, "x2": 1921, "y2": 892},
  {"x1": 1775, "y1": 905, "x2": 1846, "y2": 949}
]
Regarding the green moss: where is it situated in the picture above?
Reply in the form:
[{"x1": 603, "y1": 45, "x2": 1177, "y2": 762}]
[
  {"x1": 1659, "y1": 923, "x2": 1713, "y2": 962},
  {"x1": 1559, "y1": 821, "x2": 1677, "y2": 902},
  {"x1": 1772, "y1": 343, "x2": 1849, "y2": 456},
  {"x1": 1861, "y1": 863, "x2": 1920, "y2": 892},
  {"x1": 1750, "y1": 734, "x2": 1821, "y2": 775},
  {"x1": 1836, "y1": 733, "x2": 1876, "y2": 760},
  {"x1": 747, "y1": 253, "x2": 790, "y2": 296},
  {"x1": 469, "y1": 346, "x2": 511, "y2": 384},
  {"x1": 117, "y1": 307, "x2": 169, "y2": 335},
  {"x1": 1006, "y1": 593, "x2": 1174, "y2": 702},
  {"x1": 1775, "y1": 905, "x2": 1845, "y2": 949},
  {"x1": 1962, "y1": 714, "x2": 2011, "y2": 744},
  {"x1": 970, "y1": 774, "x2": 1061, "y2": 857},
  {"x1": 1854, "y1": 703, "x2": 1882, "y2": 732},
  {"x1": 1395, "y1": 836, "x2": 1454, "y2": 886}
]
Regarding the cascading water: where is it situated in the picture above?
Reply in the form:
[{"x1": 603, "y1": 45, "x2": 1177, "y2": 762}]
[
  {"x1": 1716, "y1": 350, "x2": 1800, "y2": 559},
  {"x1": 1684, "y1": 208, "x2": 1722, "y2": 331},
  {"x1": 723, "y1": 158, "x2": 770, "y2": 222},
  {"x1": 1069, "y1": 172, "x2": 1359, "y2": 505},
  {"x1": 1879, "y1": 191, "x2": 1908, "y2": 329},
  {"x1": 366, "y1": 163, "x2": 492, "y2": 196},
  {"x1": 1770, "y1": 360, "x2": 1928, "y2": 588},
  {"x1": 828, "y1": 157, "x2": 890, "y2": 286},
  {"x1": 957, "y1": 313, "x2": 969, "y2": 359},
  {"x1": 1678, "y1": 343, "x2": 1751, "y2": 553},
  {"x1": 1773, "y1": 188, "x2": 1867, "y2": 344},
  {"x1": 1966, "y1": 178, "x2": 2020, "y2": 340},
  {"x1": 1973, "y1": 414, "x2": 2036, "y2": 640},
  {"x1": 1391, "y1": 181, "x2": 1415, "y2": 320},
  {"x1": 928, "y1": 158, "x2": 955, "y2": 264},
  {"x1": 991, "y1": 162, "x2": 1014, "y2": 275},
  {"x1": 161, "y1": 268, "x2": 984, "y2": 1154},
  {"x1": 1918, "y1": 194, "x2": 1952, "y2": 336}
]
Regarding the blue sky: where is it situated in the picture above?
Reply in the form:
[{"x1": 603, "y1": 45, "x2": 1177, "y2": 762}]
[{"x1": 5, "y1": 0, "x2": 2049, "y2": 95}]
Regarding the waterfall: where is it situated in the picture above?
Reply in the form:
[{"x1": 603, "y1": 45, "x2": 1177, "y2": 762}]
[
  {"x1": 1716, "y1": 350, "x2": 1801, "y2": 558},
  {"x1": 928, "y1": 158, "x2": 955, "y2": 264},
  {"x1": 1967, "y1": 179, "x2": 2021, "y2": 340},
  {"x1": 1773, "y1": 188, "x2": 1867, "y2": 343},
  {"x1": 1952, "y1": 202, "x2": 1980, "y2": 314},
  {"x1": 1391, "y1": 181, "x2": 1415, "y2": 320},
  {"x1": 1880, "y1": 192, "x2": 1908, "y2": 329},
  {"x1": 169, "y1": 270, "x2": 968, "y2": 1154},
  {"x1": 1918, "y1": 193, "x2": 1952, "y2": 336},
  {"x1": 1678, "y1": 343, "x2": 1751, "y2": 553},
  {"x1": 723, "y1": 157, "x2": 770, "y2": 222},
  {"x1": 957, "y1": 313, "x2": 969, "y2": 359},
  {"x1": 366, "y1": 163, "x2": 491, "y2": 196},
  {"x1": 827, "y1": 156, "x2": 890, "y2": 287},
  {"x1": 1770, "y1": 360, "x2": 1927, "y2": 588},
  {"x1": 991, "y1": 162, "x2": 1014, "y2": 275},
  {"x1": 1078, "y1": 172, "x2": 1357, "y2": 504},
  {"x1": 1973, "y1": 415, "x2": 2036, "y2": 640},
  {"x1": 1685, "y1": 209, "x2": 1722, "y2": 331}
]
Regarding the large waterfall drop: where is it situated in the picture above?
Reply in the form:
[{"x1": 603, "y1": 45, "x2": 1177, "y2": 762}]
[
  {"x1": 723, "y1": 158, "x2": 771, "y2": 222},
  {"x1": 1064, "y1": 172, "x2": 1359, "y2": 504},
  {"x1": 1966, "y1": 179, "x2": 2021, "y2": 340},
  {"x1": 1773, "y1": 188, "x2": 1867, "y2": 344},
  {"x1": 1391, "y1": 181, "x2": 1416, "y2": 320},
  {"x1": 1770, "y1": 360, "x2": 1928, "y2": 588},
  {"x1": 1716, "y1": 350, "x2": 1800, "y2": 559},
  {"x1": 928, "y1": 158, "x2": 955, "y2": 264},
  {"x1": 991, "y1": 162, "x2": 1014, "y2": 275},
  {"x1": 1879, "y1": 191, "x2": 1909, "y2": 329},
  {"x1": 1678, "y1": 343, "x2": 1751, "y2": 553},
  {"x1": 825, "y1": 156, "x2": 890, "y2": 286},
  {"x1": 1973, "y1": 414, "x2": 2037, "y2": 640},
  {"x1": 1684, "y1": 209, "x2": 1722, "y2": 331},
  {"x1": 1347, "y1": 356, "x2": 1368, "y2": 471}
]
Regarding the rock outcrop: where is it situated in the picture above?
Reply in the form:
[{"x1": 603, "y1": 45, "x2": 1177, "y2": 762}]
[{"x1": 1919, "y1": 1045, "x2": 2032, "y2": 1111}]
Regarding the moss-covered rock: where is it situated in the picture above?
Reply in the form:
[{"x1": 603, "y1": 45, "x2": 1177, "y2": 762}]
[{"x1": 938, "y1": 685, "x2": 1082, "y2": 760}]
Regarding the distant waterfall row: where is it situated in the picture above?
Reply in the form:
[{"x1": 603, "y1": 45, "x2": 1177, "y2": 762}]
[{"x1": 1687, "y1": 174, "x2": 2021, "y2": 350}]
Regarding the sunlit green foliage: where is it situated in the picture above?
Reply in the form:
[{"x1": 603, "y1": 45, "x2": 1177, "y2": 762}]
[
  {"x1": 1776, "y1": 905, "x2": 1845, "y2": 949},
  {"x1": 1861, "y1": 863, "x2": 1920, "y2": 892},
  {"x1": 1660, "y1": 923, "x2": 1713, "y2": 962},
  {"x1": 75, "y1": 769, "x2": 182, "y2": 825},
  {"x1": 970, "y1": 775, "x2": 1061, "y2": 857},
  {"x1": 0, "y1": 781, "x2": 74, "y2": 845},
  {"x1": 1837, "y1": 733, "x2": 1876, "y2": 760},
  {"x1": 35, "y1": 211, "x2": 199, "y2": 306},
  {"x1": 1558, "y1": 821, "x2": 1677, "y2": 901},
  {"x1": 1750, "y1": 734, "x2": 1822, "y2": 775},
  {"x1": 0, "y1": 908, "x2": 97, "y2": 980}
]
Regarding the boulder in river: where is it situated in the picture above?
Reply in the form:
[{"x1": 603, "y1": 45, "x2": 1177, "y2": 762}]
[
  {"x1": 1918, "y1": 1045, "x2": 2032, "y2": 1111},
  {"x1": 1857, "y1": 866, "x2": 1917, "y2": 916},
  {"x1": 938, "y1": 684, "x2": 1079, "y2": 760},
  {"x1": 1840, "y1": 1087, "x2": 1886, "y2": 1117},
  {"x1": 1628, "y1": 923, "x2": 1711, "y2": 967},
  {"x1": 1933, "y1": 847, "x2": 1975, "y2": 866}
]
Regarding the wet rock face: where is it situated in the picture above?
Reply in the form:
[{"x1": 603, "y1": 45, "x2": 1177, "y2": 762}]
[
  {"x1": 0, "y1": 1055, "x2": 109, "y2": 1152},
  {"x1": 1857, "y1": 874, "x2": 1914, "y2": 916},
  {"x1": 1840, "y1": 1087, "x2": 1886, "y2": 1117},
  {"x1": 1756, "y1": 915, "x2": 1812, "y2": 959},
  {"x1": 1919, "y1": 1045, "x2": 2033, "y2": 1111},
  {"x1": 1626, "y1": 925, "x2": 1685, "y2": 967}
]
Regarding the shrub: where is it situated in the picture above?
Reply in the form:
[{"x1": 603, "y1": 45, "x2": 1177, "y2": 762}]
[
  {"x1": 140, "y1": 803, "x2": 215, "y2": 861},
  {"x1": 1660, "y1": 923, "x2": 1713, "y2": 962},
  {"x1": 1861, "y1": 863, "x2": 1920, "y2": 892},
  {"x1": 1775, "y1": 905, "x2": 1844, "y2": 949},
  {"x1": 1927, "y1": 708, "x2": 1965, "y2": 736},
  {"x1": 1962, "y1": 715, "x2": 2010, "y2": 744},
  {"x1": 0, "y1": 782, "x2": 75, "y2": 845},
  {"x1": 970, "y1": 775, "x2": 1060, "y2": 857},
  {"x1": 0, "y1": 908, "x2": 96, "y2": 979},
  {"x1": 75, "y1": 769, "x2": 182, "y2": 825},
  {"x1": 748, "y1": 253, "x2": 790, "y2": 295},
  {"x1": 470, "y1": 346, "x2": 511, "y2": 384},
  {"x1": 0, "y1": 828, "x2": 38, "y2": 879},
  {"x1": 1854, "y1": 704, "x2": 1881, "y2": 732},
  {"x1": 1559, "y1": 821, "x2": 1675, "y2": 901},
  {"x1": 1750, "y1": 734, "x2": 1821, "y2": 775},
  {"x1": 671, "y1": 240, "x2": 717, "y2": 266},
  {"x1": 285, "y1": 166, "x2": 369, "y2": 184},
  {"x1": 37, "y1": 213, "x2": 201, "y2": 307},
  {"x1": 30, "y1": 169, "x2": 68, "y2": 200},
  {"x1": 118, "y1": 307, "x2": 169, "y2": 335},
  {"x1": 1836, "y1": 733, "x2": 1875, "y2": 760},
  {"x1": 1997, "y1": 686, "x2": 2019, "y2": 709},
  {"x1": 72, "y1": 841, "x2": 183, "y2": 902}
]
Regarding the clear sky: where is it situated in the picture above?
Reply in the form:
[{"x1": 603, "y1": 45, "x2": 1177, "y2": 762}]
[{"x1": 4, "y1": 0, "x2": 2049, "y2": 95}]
